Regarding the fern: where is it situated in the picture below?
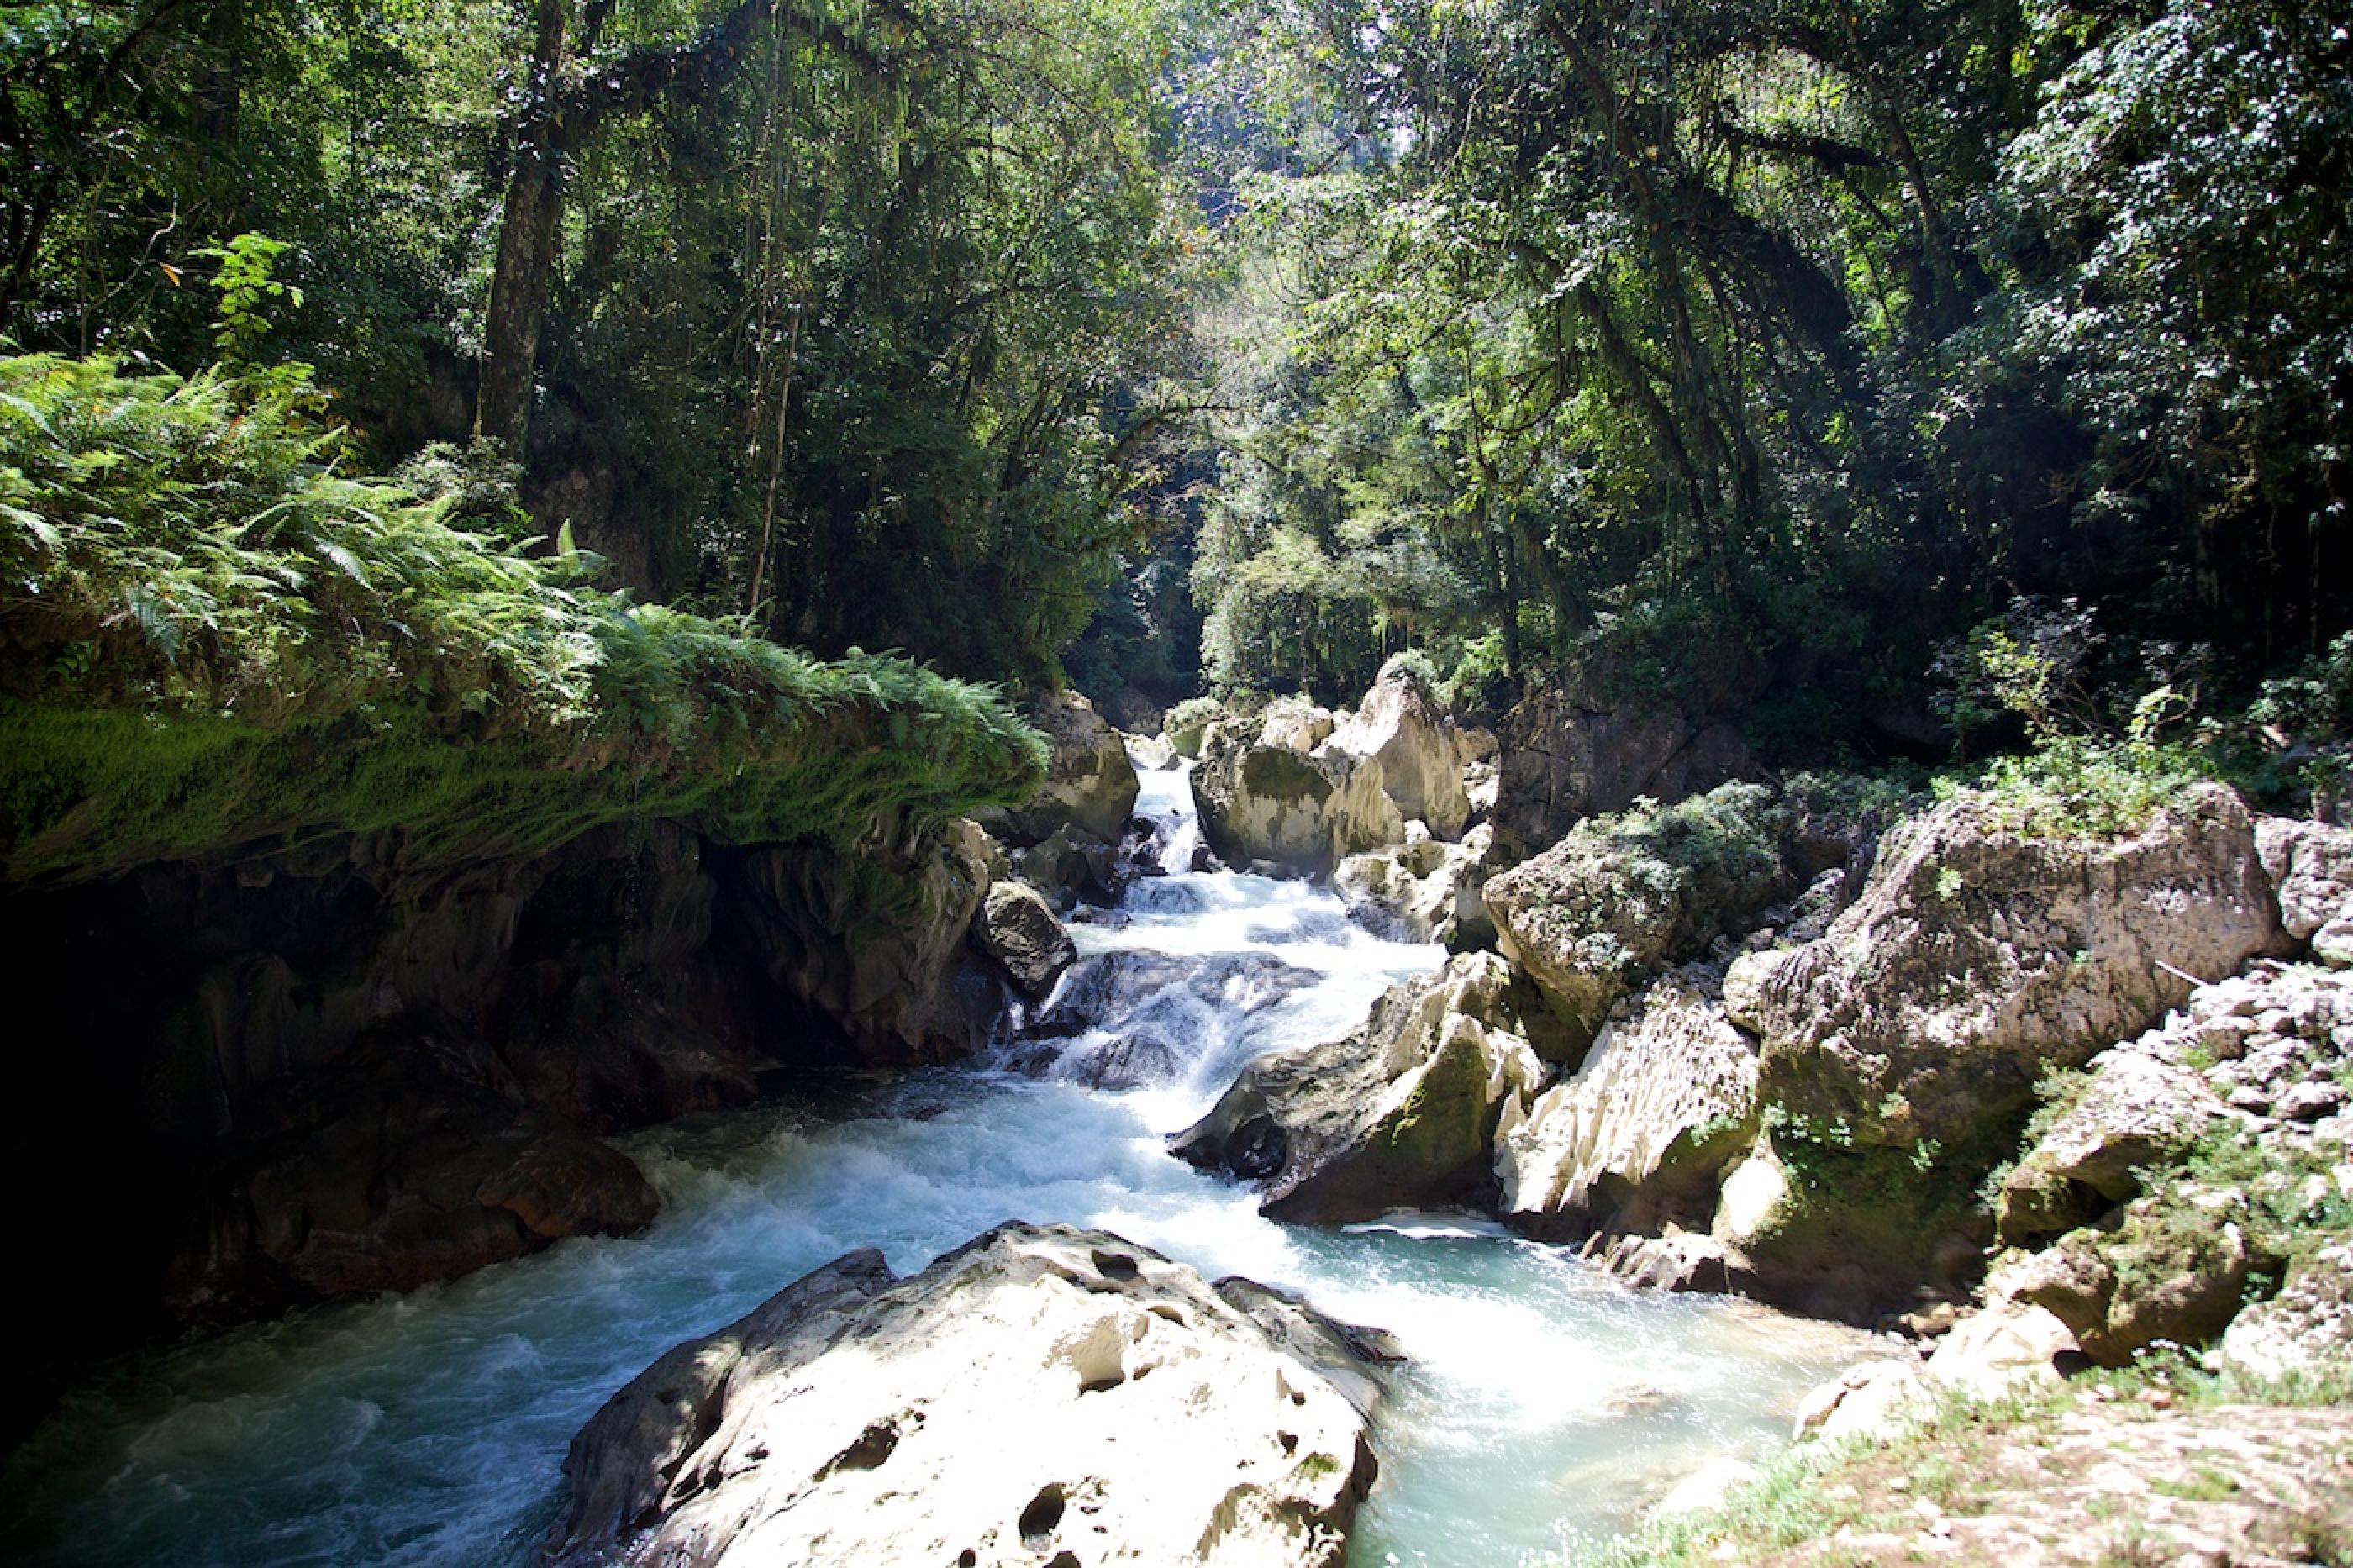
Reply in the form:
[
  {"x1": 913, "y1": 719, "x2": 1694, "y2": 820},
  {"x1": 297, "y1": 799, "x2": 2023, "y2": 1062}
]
[{"x1": 0, "y1": 351, "x2": 1048, "y2": 883}]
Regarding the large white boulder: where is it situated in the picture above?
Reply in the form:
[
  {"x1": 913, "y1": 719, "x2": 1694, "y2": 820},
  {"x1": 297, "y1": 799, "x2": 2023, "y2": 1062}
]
[
  {"x1": 2259, "y1": 816, "x2": 2353, "y2": 966},
  {"x1": 1189, "y1": 671, "x2": 1480, "y2": 876},
  {"x1": 547, "y1": 1223, "x2": 1383, "y2": 1567},
  {"x1": 1334, "y1": 822, "x2": 1499, "y2": 946},
  {"x1": 983, "y1": 689, "x2": 1140, "y2": 847},
  {"x1": 1728, "y1": 783, "x2": 2286, "y2": 1151},
  {"x1": 1326, "y1": 669, "x2": 1471, "y2": 839},
  {"x1": 1171, "y1": 953, "x2": 1555, "y2": 1223},
  {"x1": 1497, "y1": 966, "x2": 1759, "y2": 1239}
]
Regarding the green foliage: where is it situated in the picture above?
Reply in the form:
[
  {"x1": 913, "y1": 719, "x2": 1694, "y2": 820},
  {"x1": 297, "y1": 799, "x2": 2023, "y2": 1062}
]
[
  {"x1": 0, "y1": 0, "x2": 1198, "y2": 689},
  {"x1": 1587, "y1": 783, "x2": 1789, "y2": 891},
  {"x1": 1162, "y1": 693, "x2": 1223, "y2": 752},
  {"x1": 0, "y1": 352, "x2": 1045, "y2": 882},
  {"x1": 1176, "y1": 0, "x2": 2353, "y2": 731},
  {"x1": 2250, "y1": 634, "x2": 2353, "y2": 742},
  {"x1": 1934, "y1": 597, "x2": 2104, "y2": 751},
  {"x1": 192, "y1": 233, "x2": 303, "y2": 369},
  {"x1": 2173, "y1": 1121, "x2": 2353, "y2": 1271},
  {"x1": 1377, "y1": 648, "x2": 1443, "y2": 692},
  {"x1": 1954, "y1": 736, "x2": 2219, "y2": 841}
]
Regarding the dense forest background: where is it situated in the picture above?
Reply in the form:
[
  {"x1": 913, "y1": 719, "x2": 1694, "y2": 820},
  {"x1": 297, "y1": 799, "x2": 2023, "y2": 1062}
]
[{"x1": 5, "y1": 0, "x2": 2350, "y2": 776}]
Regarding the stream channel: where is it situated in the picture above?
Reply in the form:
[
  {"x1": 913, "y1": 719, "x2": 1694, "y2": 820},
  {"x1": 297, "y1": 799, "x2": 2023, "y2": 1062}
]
[{"x1": 0, "y1": 754, "x2": 1870, "y2": 1567}]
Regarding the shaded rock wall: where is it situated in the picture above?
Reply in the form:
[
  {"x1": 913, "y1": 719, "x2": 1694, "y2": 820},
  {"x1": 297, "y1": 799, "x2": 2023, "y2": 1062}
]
[{"x1": 1, "y1": 818, "x2": 1008, "y2": 1433}]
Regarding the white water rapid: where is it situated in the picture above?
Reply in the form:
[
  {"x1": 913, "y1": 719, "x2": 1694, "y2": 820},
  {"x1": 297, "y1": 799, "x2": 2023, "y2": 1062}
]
[{"x1": 0, "y1": 755, "x2": 1870, "y2": 1566}]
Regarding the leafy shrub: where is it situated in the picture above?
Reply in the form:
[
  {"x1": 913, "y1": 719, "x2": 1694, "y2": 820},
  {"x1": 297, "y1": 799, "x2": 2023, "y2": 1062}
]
[{"x1": 1952, "y1": 735, "x2": 2217, "y2": 839}]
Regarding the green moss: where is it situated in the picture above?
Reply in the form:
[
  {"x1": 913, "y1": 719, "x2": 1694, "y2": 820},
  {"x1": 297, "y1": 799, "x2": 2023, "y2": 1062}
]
[
  {"x1": 0, "y1": 353, "x2": 1046, "y2": 883},
  {"x1": 1238, "y1": 744, "x2": 1334, "y2": 808},
  {"x1": 1745, "y1": 1108, "x2": 2017, "y2": 1292}
]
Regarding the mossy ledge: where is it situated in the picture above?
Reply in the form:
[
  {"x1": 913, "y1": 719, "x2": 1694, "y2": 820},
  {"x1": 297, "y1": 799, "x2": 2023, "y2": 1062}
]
[{"x1": 0, "y1": 353, "x2": 1045, "y2": 884}]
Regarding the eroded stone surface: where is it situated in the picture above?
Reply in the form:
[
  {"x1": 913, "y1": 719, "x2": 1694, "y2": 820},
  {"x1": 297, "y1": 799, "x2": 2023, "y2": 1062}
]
[
  {"x1": 1171, "y1": 953, "x2": 1553, "y2": 1223},
  {"x1": 549, "y1": 1223, "x2": 1383, "y2": 1568},
  {"x1": 2259, "y1": 815, "x2": 2353, "y2": 966},
  {"x1": 1729, "y1": 784, "x2": 2286, "y2": 1151},
  {"x1": 2223, "y1": 1240, "x2": 2353, "y2": 1385},
  {"x1": 1498, "y1": 966, "x2": 1759, "y2": 1240}
]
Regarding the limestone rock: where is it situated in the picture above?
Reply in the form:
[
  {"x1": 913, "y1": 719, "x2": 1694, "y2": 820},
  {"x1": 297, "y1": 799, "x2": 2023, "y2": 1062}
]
[
  {"x1": 1998, "y1": 1050, "x2": 2229, "y2": 1242},
  {"x1": 1261, "y1": 698, "x2": 1339, "y2": 753},
  {"x1": 1171, "y1": 953, "x2": 1552, "y2": 1223},
  {"x1": 1327, "y1": 668, "x2": 1471, "y2": 839},
  {"x1": 1190, "y1": 718, "x2": 1401, "y2": 877},
  {"x1": 1587, "y1": 1229, "x2": 1754, "y2": 1294},
  {"x1": 2221, "y1": 1240, "x2": 2353, "y2": 1385},
  {"x1": 1166, "y1": 700, "x2": 1224, "y2": 758},
  {"x1": 1484, "y1": 784, "x2": 1792, "y2": 1052},
  {"x1": 1702, "y1": 1129, "x2": 1991, "y2": 1323},
  {"x1": 1792, "y1": 1307, "x2": 2079, "y2": 1446},
  {"x1": 734, "y1": 823, "x2": 1003, "y2": 1062},
  {"x1": 1334, "y1": 823, "x2": 1499, "y2": 947},
  {"x1": 1016, "y1": 824, "x2": 1132, "y2": 909},
  {"x1": 971, "y1": 881, "x2": 1078, "y2": 998},
  {"x1": 1492, "y1": 684, "x2": 1754, "y2": 855},
  {"x1": 547, "y1": 1223, "x2": 1382, "y2": 1568},
  {"x1": 1920, "y1": 1302, "x2": 2081, "y2": 1400},
  {"x1": 1653, "y1": 1457, "x2": 1761, "y2": 1519},
  {"x1": 1497, "y1": 966, "x2": 1759, "y2": 1240},
  {"x1": 2259, "y1": 816, "x2": 2353, "y2": 965},
  {"x1": 984, "y1": 688, "x2": 1140, "y2": 847},
  {"x1": 1190, "y1": 675, "x2": 1486, "y2": 877},
  {"x1": 165, "y1": 1067, "x2": 661, "y2": 1318},
  {"x1": 1127, "y1": 733, "x2": 1178, "y2": 771},
  {"x1": 1793, "y1": 1358, "x2": 1933, "y2": 1447},
  {"x1": 1729, "y1": 784, "x2": 2287, "y2": 1151},
  {"x1": 1998, "y1": 1197, "x2": 2252, "y2": 1365},
  {"x1": 1097, "y1": 686, "x2": 1165, "y2": 737}
]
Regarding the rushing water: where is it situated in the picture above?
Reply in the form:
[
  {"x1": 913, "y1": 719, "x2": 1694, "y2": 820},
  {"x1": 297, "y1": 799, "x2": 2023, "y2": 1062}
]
[{"x1": 0, "y1": 756, "x2": 1870, "y2": 1567}]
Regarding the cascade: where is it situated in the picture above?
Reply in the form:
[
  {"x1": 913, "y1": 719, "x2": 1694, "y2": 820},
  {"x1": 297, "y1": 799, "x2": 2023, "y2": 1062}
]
[{"x1": 0, "y1": 749, "x2": 1866, "y2": 1566}]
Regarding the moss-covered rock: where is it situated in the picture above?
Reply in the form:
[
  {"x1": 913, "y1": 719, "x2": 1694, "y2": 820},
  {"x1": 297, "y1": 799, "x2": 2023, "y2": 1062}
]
[
  {"x1": 0, "y1": 354, "x2": 1047, "y2": 889},
  {"x1": 1483, "y1": 783, "x2": 1793, "y2": 1052},
  {"x1": 1997, "y1": 1192, "x2": 2256, "y2": 1365},
  {"x1": 1728, "y1": 783, "x2": 2287, "y2": 1154}
]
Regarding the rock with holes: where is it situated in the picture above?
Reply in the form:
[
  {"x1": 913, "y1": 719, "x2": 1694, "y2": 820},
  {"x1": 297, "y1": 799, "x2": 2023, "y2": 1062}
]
[{"x1": 546, "y1": 1222, "x2": 1384, "y2": 1568}]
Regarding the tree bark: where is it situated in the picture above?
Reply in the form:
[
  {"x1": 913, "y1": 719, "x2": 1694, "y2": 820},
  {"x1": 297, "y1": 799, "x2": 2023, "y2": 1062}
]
[{"x1": 472, "y1": 0, "x2": 569, "y2": 455}]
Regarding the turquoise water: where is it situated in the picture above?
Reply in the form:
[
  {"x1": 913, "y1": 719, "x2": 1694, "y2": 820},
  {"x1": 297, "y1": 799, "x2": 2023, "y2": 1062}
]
[{"x1": 0, "y1": 760, "x2": 1868, "y2": 1566}]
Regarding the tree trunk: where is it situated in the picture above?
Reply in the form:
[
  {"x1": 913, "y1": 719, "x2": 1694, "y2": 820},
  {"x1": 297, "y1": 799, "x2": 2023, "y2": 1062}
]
[{"x1": 473, "y1": 0, "x2": 569, "y2": 455}]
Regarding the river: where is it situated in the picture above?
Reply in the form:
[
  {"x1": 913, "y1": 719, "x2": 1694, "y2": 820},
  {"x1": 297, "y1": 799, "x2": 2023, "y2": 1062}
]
[{"x1": 0, "y1": 754, "x2": 1869, "y2": 1566}]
